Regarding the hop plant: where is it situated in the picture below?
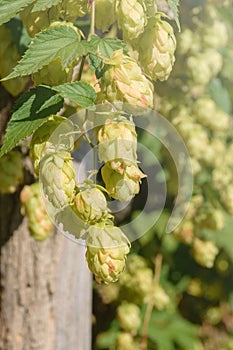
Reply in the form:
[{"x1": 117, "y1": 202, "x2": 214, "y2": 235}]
[
  {"x1": 20, "y1": 183, "x2": 53, "y2": 241},
  {"x1": 97, "y1": 116, "x2": 137, "y2": 164},
  {"x1": 192, "y1": 238, "x2": 219, "y2": 268},
  {"x1": 195, "y1": 206, "x2": 225, "y2": 231},
  {"x1": 99, "y1": 50, "x2": 154, "y2": 108},
  {"x1": 201, "y1": 19, "x2": 228, "y2": 49},
  {"x1": 220, "y1": 185, "x2": 233, "y2": 215},
  {"x1": 20, "y1": 3, "x2": 58, "y2": 37},
  {"x1": 40, "y1": 151, "x2": 76, "y2": 208},
  {"x1": 85, "y1": 223, "x2": 130, "y2": 283},
  {"x1": 0, "y1": 151, "x2": 24, "y2": 194},
  {"x1": 138, "y1": 14, "x2": 176, "y2": 81},
  {"x1": 153, "y1": 285, "x2": 170, "y2": 310},
  {"x1": 117, "y1": 302, "x2": 141, "y2": 333},
  {"x1": 101, "y1": 161, "x2": 146, "y2": 202},
  {"x1": 58, "y1": 0, "x2": 90, "y2": 22},
  {"x1": 116, "y1": 332, "x2": 141, "y2": 350},
  {"x1": 30, "y1": 116, "x2": 74, "y2": 176},
  {"x1": 0, "y1": 25, "x2": 28, "y2": 95},
  {"x1": 115, "y1": 0, "x2": 147, "y2": 42},
  {"x1": 192, "y1": 97, "x2": 229, "y2": 131},
  {"x1": 119, "y1": 254, "x2": 153, "y2": 303},
  {"x1": 95, "y1": 0, "x2": 116, "y2": 32},
  {"x1": 74, "y1": 187, "x2": 110, "y2": 224}
]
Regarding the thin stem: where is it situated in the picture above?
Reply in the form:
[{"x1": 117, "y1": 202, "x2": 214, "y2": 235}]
[
  {"x1": 89, "y1": 0, "x2": 95, "y2": 38},
  {"x1": 141, "y1": 254, "x2": 163, "y2": 350},
  {"x1": 77, "y1": 55, "x2": 86, "y2": 81}
]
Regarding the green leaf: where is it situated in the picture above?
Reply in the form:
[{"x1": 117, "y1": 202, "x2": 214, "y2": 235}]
[
  {"x1": 32, "y1": 0, "x2": 62, "y2": 12},
  {"x1": 167, "y1": 0, "x2": 181, "y2": 31},
  {"x1": 2, "y1": 25, "x2": 83, "y2": 80},
  {"x1": 89, "y1": 36, "x2": 128, "y2": 59},
  {"x1": 0, "y1": 0, "x2": 34, "y2": 25},
  {"x1": 52, "y1": 81, "x2": 96, "y2": 107},
  {"x1": 0, "y1": 86, "x2": 63, "y2": 157},
  {"x1": 207, "y1": 78, "x2": 232, "y2": 114}
]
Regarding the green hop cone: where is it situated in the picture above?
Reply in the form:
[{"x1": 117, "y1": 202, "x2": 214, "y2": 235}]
[
  {"x1": 98, "y1": 117, "x2": 137, "y2": 164},
  {"x1": 95, "y1": 0, "x2": 116, "y2": 32},
  {"x1": 201, "y1": 19, "x2": 228, "y2": 49},
  {"x1": 195, "y1": 205, "x2": 225, "y2": 231},
  {"x1": 212, "y1": 166, "x2": 232, "y2": 192},
  {"x1": 0, "y1": 151, "x2": 24, "y2": 194},
  {"x1": 116, "y1": 332, "x2": 141, "y2": 350},
  {"x1": 220, "y1": 185, "x2": 233, "y2": 215},
  {"x1": 101, "y1": 161, "x2": 146, "y2": 202},
  {"x1": 99, "y1": 50, "x2": 154, "y2": 108},
  {"x1": 115, "y1": 0, "x2": 147, "y2": 41},
  {"x1": 74, "y1": 187, "x2": 110, "y2": 224},
  {"x1": 20, "y1": 183, "x2": 53, "y2": 241},
  {"x1": 192, "y1": 97, "x2": 229, "y2": 131},
  {"x1": 85, "y1": 223, "x2": 130, "y2": 283},
  {"x1": 117, "y1": 302, "x2": 141, "y2": 334},
  {"x1": 40, "y1": 151, "x2": 76, "y2": 208},
  {"x1": 30, "y1": 115, "x2": 74, "y2": 176},
  {"x1": 138, "y1": 14, "x2": 176, "y2": 81},
  {"x1": 192, "y1": 238, "x2": 219, "y2": 268},
  {"x1": 119, "y1": 254, "x2": 153, "y2": 304},
  {"x1": 153, "y1": 285, "x2": 170, "y2": 310}
]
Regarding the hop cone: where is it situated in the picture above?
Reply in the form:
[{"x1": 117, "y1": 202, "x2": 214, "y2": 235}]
[
  {"x1": 86, "y1": 223, "x2": 130, "y2": 283},
  {"x1": 0, "y1": 151, "x2": 23, "y2": 194},
  {"x1": 40, "y1": 151, "x2": 76, "y2": 208},
  {"x1": 153, "y1": 285, "x2": 170, "y2": 310},
  {"x1": 193, "y1": 239, "x2": 219, "y2": 268},
  {"x1": 20, "y1": 183, "x2": 53, "y2": 241},
  {"x1": 115, "y1": 0, "x2": 147, "y2": 41},
  {"x1": 101, "y1": 161, "x2": 146, "y2": 202},
  {"x1": 30, "y1": 116, "x2": 74, "y2": 176},
  {"x1": 99, "y1": 50, "x2": 154, "y2": 108},
  {"x1": 0, "y1": 25, "x2": 28, "y2": 95},
  {"x1": 74, "y1": 187, "x2": 110, "y2": 224},
  {"x1": 95, "y1": 0, "x2": 116, "y2": 32},
  {"x1": 98, "y1": 117, "x2": 137, "y2": 164},
  {"x1": 117, "y1": 302, "x2": 141, "y2": 333},
  {"x1": 119, "y1": 254, "x2": 153, "y2": 304},
  {"x1": 138, "y1": 14, "x2": 176, "y2": 81},
  {"x1": 116, "y1": 332, "x2": 141, "y2": 350}
]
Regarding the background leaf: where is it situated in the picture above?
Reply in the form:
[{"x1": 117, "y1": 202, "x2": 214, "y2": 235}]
[
  {"x1": 89, "y1": 36, "x2": 128, "y2": 58},
  {"x1": 52, "y1": 81, "x2": 96, "y2": 107},
  {"x1": 32, "y1": 0, "x2": 62, "y2": 12},
  {"x1": 0, "y1": 86, "x2": 63, "y2": 157},
  {"x1": 167, "y1": 0, "x2": 181, "y2": 31},
  {"x1": 0, "y1": 0, "x2": 34, "y2": 25},
  {"x1": 2, "y1": 25, "x2": 83, "y2": 80}
]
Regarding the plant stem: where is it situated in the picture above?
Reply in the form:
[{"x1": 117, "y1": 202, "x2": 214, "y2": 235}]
[
  {"x1": 77, "y1": 55, "x2": 86, "y2": 81},
  {"x1": 141, "y1": 254, "x2": 163, "y2": 350},
  {"x1": 89, "y1": 0, "x2": 95, "y2": 38}
]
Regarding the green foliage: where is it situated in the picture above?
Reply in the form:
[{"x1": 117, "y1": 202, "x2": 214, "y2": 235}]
[
  {"x1": 2, "y1": 25, "x2": 82, "y2": 79},
  {"x1": 207, "y1": 78, "x2": 232, "y2": 114},
  {"x1": 53, "y1": 81, "x2": 96, "y2": 107},
  {"x1": 32, "y1": 0, "x2": 61, "y2": 12},
  {"x1": 0, "y1": 86, "x2": 63, "y2": 157},
  {"x1": 146, "y1": 311, "x2": 200, "y2": 350},
  {"x1": 167, "y1": 0, "x2": 181, "y2": 31},
  {"x1": 0, "y1": 0, "x2": 34, "y2": 25}
]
